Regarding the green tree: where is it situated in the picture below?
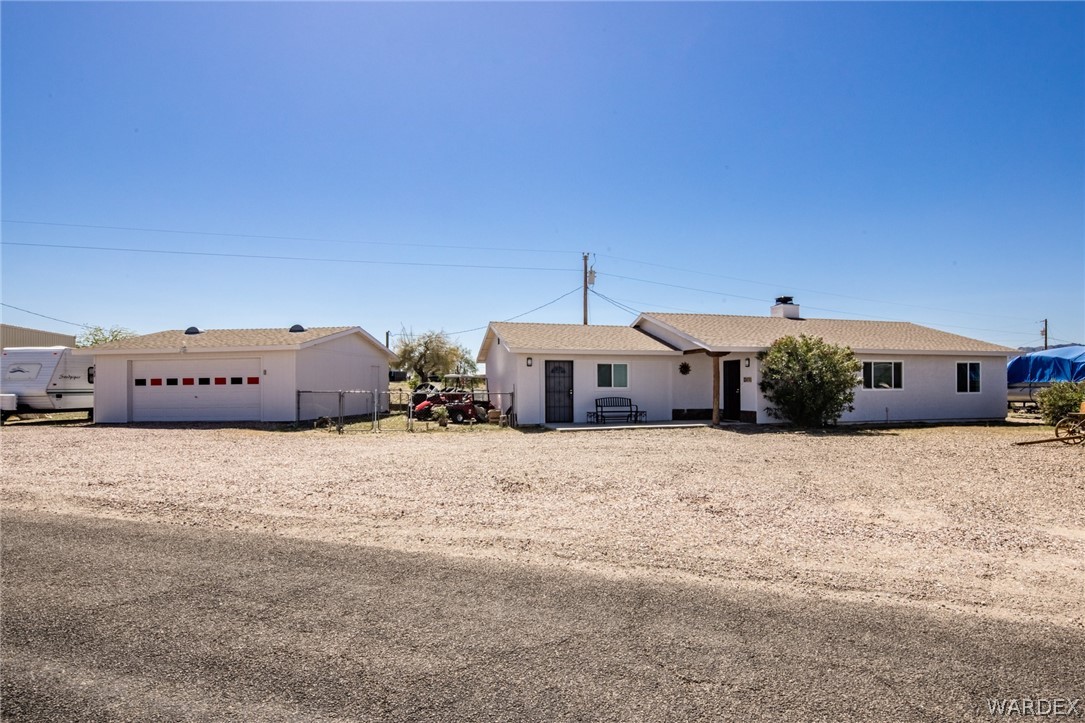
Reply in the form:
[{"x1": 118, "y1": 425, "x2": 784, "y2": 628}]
[
  {"x1": 758, "y1": 334, "x2": 862, "y2": 427},
  {"x1": 76, "y1": 324, "x2": 137, "y2": 348},
  {"x1": 1035, "y1": 381, "x2": 1085, "y2": 426},
  {"x1": 395, "y1": 330, "x2": 475, "y2": 381}
]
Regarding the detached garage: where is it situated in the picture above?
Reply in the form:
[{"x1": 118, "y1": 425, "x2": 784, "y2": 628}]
[{"x1": 78, "y1": 325, "x2": 395, "y2": 423}]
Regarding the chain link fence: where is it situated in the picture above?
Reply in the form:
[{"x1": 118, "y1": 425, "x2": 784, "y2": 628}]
[{"x1": 296, "y1": 389, "x2": 516, "y2": 433}]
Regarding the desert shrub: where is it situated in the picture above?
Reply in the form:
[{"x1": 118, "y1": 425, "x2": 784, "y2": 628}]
[
  {"x1": 758, "y1": 335, "x2": 862, "y2": 427},
  {"x1": 1036, "y1": 381, "x2": 1085, "y2": 425}
]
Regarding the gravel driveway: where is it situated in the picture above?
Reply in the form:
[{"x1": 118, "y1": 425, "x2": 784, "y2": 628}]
[
  {"x1": 2, "y1": 419, "x2": 1085, "y2": 716},
  {"x1": 2, "y1": 422, "x2": 1082, "y2": 629}
]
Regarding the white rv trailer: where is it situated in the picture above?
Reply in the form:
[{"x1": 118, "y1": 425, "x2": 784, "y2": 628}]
[{"x1": 0, "y1": 347, "x2": 94, "y2": 420}]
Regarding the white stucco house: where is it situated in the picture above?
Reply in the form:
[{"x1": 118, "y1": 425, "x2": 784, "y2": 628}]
[
  {"x1": 78, "y1": 325, "x2": 395, "y2": 423},
  {"x1": 478, "y1": 299, "x2": 1014, "y2": 426}
]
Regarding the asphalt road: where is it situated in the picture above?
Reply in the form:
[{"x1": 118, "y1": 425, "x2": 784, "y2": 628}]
[{"x1": 2, "y1": 511, "x2": 1082, "y2": 722}]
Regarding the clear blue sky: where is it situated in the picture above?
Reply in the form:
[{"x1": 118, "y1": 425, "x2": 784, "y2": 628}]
[{"x1": 3, "y1": 1, "x2": 1082, "y2": 357}]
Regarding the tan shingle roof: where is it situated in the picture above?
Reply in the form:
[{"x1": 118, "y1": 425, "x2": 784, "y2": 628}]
[
  {"x1": 640, "y1": 313, "x2": 1015, "y2": 354},
  {"x1": 84, "y1": 327, "x2": 358, "y2": 352},
  {"x1": 487, "y1": 322, "x2": 674, "y2": 354}
]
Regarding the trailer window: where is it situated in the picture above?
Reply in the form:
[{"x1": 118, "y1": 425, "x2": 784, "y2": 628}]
[{"x1": 4, "y1": 363, "x2": 42, "y2": 381}]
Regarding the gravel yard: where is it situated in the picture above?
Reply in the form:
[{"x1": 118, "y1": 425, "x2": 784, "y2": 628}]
[{"x1": 2, "y1": 421, "x2": 1083, "y2": 630}]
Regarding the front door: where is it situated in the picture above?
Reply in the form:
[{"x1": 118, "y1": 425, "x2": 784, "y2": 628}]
[
  {"x1": 544, "y1": 360, "x2": 574, "y2": 423},
  {"x1": 721, "y1": 359, "x2": 741, "y2": 421}
]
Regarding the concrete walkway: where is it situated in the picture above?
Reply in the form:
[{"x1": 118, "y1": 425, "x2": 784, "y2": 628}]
[{"x1": 543, "y1": 419, "x2": 747, "y2": 432}]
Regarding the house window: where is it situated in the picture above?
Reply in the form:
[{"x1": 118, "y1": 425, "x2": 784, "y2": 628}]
[
  {"x1": 957, "y1": 362, "x2": 981, "y2": 393},
  {"x1": 862, "y1": 361, "x2": 902, "y2": 389},
  {"x1": 597, "y1": 363, "x2": 628, "y2": 388}
]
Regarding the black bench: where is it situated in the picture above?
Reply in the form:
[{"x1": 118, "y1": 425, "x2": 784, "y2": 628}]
[{"x1": 589, "y1": 397, "x2": 646, "y2": 424}]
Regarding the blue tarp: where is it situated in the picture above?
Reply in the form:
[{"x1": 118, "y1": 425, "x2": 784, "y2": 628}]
[{"x1": 1007, "y1": 346, "x2": 1085, "y2": 385}]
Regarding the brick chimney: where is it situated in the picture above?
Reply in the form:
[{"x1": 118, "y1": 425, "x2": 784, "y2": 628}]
[{"x1": 771, "y1": 296, "x2": 801, "y2": 319}]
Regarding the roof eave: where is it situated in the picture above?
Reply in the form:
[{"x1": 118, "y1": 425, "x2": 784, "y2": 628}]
[
  {"x1": 503, "y1": 346, "x2": 678, "y2": 356},
  {"x1": 633, "y1": 314, "x2": 711, "y2": 352},
  {"x1": 849, "y1": 348, "x2": 1015, "y2": 357}
]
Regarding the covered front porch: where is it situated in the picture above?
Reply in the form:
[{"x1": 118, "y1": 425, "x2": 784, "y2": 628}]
[{"x1": 542, "y1": 419, "x2": 750, "y2": 432}]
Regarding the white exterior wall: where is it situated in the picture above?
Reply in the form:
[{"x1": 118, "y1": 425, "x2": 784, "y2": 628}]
[
  {"x1": 484, "y1": 342, "x2": 539, "y2": 423},
  {"x1": 672, "y1": 354, "x2": 712, "y2": 411},
  {"x1": 673, "y1": 353, "x2": 761, "y2": 420},
  {"x1": 296, "y1": 334, "x2": 389, "y2": 418},
  {"x1": 259, "y1": 351, "x2": 298, "y2": 421},
  {"x1": 581, "y1": 355, "x2": 673, "y2": 422},
  {"x1": 739, "y1": 355, "x2": 761, "y2": 420},
  {"x1": 493, "y1": 351, "x2": 674, "y2": 425},
  {"x1": 753, "y1": 353, "x2": 1008, "y2": 424},
  {"x1": 842, "y1": 354, "x2": 1008, "y2": 424},
  {"x1": 90, "y1": 351, "x2": 299, "y2": 423},
  {"x1": 482, "y1": 340, "x2": 519, "y2": 417},
  {"x1": 89, "y1": 355, "x2": 129, "y2": 423},
  {"x1": 86, "y1": 331, "x2": 391, "y2": 424}
]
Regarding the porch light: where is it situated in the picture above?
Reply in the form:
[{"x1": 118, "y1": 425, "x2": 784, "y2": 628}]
[
  {"x1": 527, "y1": 357, "x2": 533, "y2": 367},
  {"x1": 745, "y1": 358, "x2": 750, "y2": 367}
]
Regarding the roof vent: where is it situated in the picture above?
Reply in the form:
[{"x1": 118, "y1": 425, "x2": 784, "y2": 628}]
[
  {"x1": 184, "y1": 326, "x2": 204, "y2": 335},
  {"x1": 770, "y1": 297, "x2": 801, "y2": 320},
  {"x1": 289, "y1": 324, "x2": 306, "y2": 333}
]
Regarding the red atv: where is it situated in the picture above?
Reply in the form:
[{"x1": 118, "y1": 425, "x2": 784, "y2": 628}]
[{"x1": 414, "y1": 393, "x2": 494, "y2": 424}]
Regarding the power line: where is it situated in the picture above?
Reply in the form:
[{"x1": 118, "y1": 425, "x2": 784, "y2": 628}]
[
  {"x1": 447, "y1": 286, "x2": 582, "y2": 336},
  {"x1": 597, "y1": 252, "x2": 1039, "y2": 323},
  {"x1": 1, "y1": 219, "x2": 577, "y2": 256},
  {"x1": 589, "y1": 289, "x2": 641, "y2": 317},
  {"x1": 798, "y1": 303, "x2": 1040, "y2": 337},
  {"x1": 598, "y1": 271, "x2": 1037, "y2": 338},
  {"x1": 5, "y1": 218, "x2": 1059, "y2": 339},
  {"x1": 592, "y1": 292, "x2": 703, "y2": 315},
  {"x1": 1, "y1": 241, "x2": 573, "y2": 273},
  {"x1": 597, "y1": 271, "x2": 776, "y2": 304},
  {"x1": 1, "y1": 303, "x2": 91, "y2": 329}
]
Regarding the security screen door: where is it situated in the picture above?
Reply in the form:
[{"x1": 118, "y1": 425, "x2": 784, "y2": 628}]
[{"x1": 544, "y1": 360, "x2": 573, "y2": 423}]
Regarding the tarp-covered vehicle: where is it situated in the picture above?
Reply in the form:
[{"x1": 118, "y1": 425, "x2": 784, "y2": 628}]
[{"x1": 1007, "y1": 346, "x2": 1085, "y2": 405}]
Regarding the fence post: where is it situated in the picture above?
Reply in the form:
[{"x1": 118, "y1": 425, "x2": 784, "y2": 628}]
[
  {"x1": 373, "y1": 389, "x2": 378, "y2": 432},
  {"x1": 295, "y1": 390, "x2": 301, "y2": 425},
  {"x1": 338, "y1": 391, "x2": 344, "y2": 435}
]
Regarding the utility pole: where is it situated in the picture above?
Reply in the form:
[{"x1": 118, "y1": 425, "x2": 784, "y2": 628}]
[
  {"x1": 582, "y1": 252, "x2": 589, "y2": 325},
  {"x1": 1042, "y1": 319, "x2": 1048, "y2": 350}
]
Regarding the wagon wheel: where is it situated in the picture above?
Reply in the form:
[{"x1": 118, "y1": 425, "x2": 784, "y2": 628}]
[{"x1": 1053, "y1": 417, "x2": 1085, "y2": 445}]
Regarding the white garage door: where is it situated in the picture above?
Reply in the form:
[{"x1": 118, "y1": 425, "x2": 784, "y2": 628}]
[{"x1": 132, "y1": 358, "x2": 262, "y2": 422}]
